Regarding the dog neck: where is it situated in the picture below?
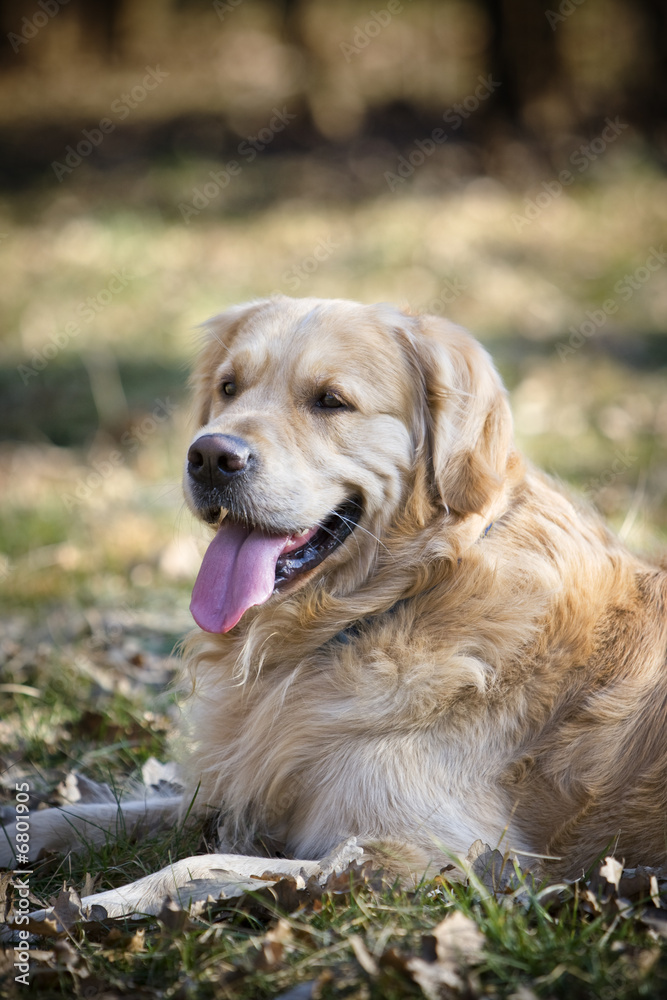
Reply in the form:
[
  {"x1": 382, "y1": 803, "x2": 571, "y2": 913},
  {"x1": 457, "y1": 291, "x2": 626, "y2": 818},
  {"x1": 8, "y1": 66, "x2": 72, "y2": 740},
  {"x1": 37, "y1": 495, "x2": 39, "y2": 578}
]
[{"x1": 330, "y1": 519, "x2": 495, "y2": 647}]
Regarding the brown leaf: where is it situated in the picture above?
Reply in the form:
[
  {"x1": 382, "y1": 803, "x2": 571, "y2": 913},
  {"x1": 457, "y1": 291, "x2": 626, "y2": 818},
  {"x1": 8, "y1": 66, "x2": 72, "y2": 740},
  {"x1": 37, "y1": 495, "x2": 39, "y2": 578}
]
[
  {"x1": 305, "y1": 873, "x2": 324, "y2": 902},
  {"x1": 321, "y1": 859, "x2": 377, "y2": 895},
  {"x1": 48, "y1": 886, "x2": 108, "y2": 930},
  {"x1": 23, "y1": 915, "x2": 63, "y2": 938},
  {"x1": 50, "y1": 887, "x2": 86, "y2": 930},
  {"x1": 255, "y1": 936, "x2": 283, "y2": 969},
  {"x1": 250, "y1": 871, "x2": 330, "y2": 912},
  {"x1": 104, "y1": 927, "x2": 146, "y2": 952},
  {"x1": 431, "y1": 911, "x2": 485, "y2": 968},
  {"x1": 579, "y1": 887, "x2": 602, "y2": 915},
  {"x1": 466, "y1": 842, "x2": 516, "y2": 894},
  {"x1": 157, "y1": 897, "x2": 193, "y2": 932},
  {"x1": 254, "y1": 917, "x2": 293, "y2": 971},
  {"x1": 404, "y1": 911, "x2": 484, "y2": 1000},
  {"x1": 407, "y1": 911, "x2": 485, "y2": 998},
  {"x1": 407, "y1": 955, "x2": 462, "y2": 998},
  {"x1": 80, "y1": 871, "x2": 99, "y2": 898},
  {"x1": 270, "y1": 874, "x2": 309, "y2": 912}
]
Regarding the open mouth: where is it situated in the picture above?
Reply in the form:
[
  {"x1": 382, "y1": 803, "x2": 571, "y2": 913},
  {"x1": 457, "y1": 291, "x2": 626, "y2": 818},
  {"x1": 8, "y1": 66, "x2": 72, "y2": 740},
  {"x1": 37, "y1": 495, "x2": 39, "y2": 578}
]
[
  {"x1": 274, "y1": 496, "x2": 361, "y2": 588},
  {"x1": 190, "y1": 496, "x2": 362, "y2": 633}
]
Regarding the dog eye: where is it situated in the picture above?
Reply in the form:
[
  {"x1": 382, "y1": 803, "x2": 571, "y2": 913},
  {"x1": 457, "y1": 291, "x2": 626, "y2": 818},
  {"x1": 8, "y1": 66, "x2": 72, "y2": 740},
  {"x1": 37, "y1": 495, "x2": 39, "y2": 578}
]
[
  {"x1": 317, "y1": 391, "x2": 347, "y2": 410},
  {"x1": 220, "y1": 381, "x2": 236, "y2": 397}
]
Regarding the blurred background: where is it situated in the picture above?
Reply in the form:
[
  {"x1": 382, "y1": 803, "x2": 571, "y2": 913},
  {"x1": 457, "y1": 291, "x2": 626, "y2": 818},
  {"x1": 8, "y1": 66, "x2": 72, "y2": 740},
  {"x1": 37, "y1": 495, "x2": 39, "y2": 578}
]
[{"x1": 0, "y1": 0, "x2": 666, "y2": 773}]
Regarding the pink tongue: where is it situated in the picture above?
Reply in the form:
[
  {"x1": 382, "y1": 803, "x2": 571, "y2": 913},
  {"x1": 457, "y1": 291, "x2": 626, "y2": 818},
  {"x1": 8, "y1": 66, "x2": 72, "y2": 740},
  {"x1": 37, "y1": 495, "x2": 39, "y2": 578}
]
[{"x1": 190, "y1": 521, "x2": 290, "y2": 633}]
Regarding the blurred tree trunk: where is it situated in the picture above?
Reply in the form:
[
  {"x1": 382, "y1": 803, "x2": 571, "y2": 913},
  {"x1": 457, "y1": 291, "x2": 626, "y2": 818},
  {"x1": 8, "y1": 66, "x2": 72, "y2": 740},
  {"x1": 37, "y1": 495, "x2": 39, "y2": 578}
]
[
  {"x1": 78, "y1": 0, "x2": 120, "y2": 59},
  {"x1": 482, "y1": 0, "x2": 564, "y2": 132},
  {"x1": 277, "y1": 0, "x2": 306, "y2": 47},
  {"x1": 628, "y1": 0, "x2": 667, "y2": 155}
]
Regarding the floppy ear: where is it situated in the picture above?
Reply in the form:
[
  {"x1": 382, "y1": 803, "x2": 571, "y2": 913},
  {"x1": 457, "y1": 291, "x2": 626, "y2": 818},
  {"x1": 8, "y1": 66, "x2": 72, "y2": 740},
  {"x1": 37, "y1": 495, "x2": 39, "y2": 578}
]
[
  {"x1": 190, "y1": 300, "x2": 269, "y2": 429},
  {"x1": 408, "y1": 314, "x2": 514, "y2": 517}
]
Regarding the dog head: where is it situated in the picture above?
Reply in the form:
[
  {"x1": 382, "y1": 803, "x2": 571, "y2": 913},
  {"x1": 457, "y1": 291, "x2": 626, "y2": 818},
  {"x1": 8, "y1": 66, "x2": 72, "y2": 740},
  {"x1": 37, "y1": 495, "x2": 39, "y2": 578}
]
[{"x1": 185, "y1": 296, "x2": 514, "y2": 633}]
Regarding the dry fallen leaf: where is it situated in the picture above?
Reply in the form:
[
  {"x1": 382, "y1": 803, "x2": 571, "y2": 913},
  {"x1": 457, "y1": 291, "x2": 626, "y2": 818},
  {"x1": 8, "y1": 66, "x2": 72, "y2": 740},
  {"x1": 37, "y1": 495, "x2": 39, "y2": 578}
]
[
  {"x1": 256, "y1": 873, "x2": 307, "y2": 914},
  {"x1": 466, "y1": 840, "x2": 519, "y2": 895},
  {"x1": 23, "y1": 915, "x2": 63, "y2": 938},
  {"x1": 51, "y1": 888, "x2": 86, "y2": 930},
  {"x1": 407, "y1": 955, "x2": 463, "y2": 998},
  {"x1": 57, "y1": 771, "x2": 116, "y2": 805},
  {"x1": 80, "y1": 871, "x2": 99, "y2": 898},
  {"x1": 157, "y1": 897, "x2": 193, "y2": 933},
  {"x1": 650, "y1": 875, "x2": 660, "y2": 908},
  {"x1": 141, "y1": 756, "x2": 182, "y2": 793},
  {"x1": 580, "y1": 886, "x2": 603, "y2": 915},
  {"x1": 407, "y1": 910, "x2": 485, "y2": 998},
  {"x1": 48, "y1": 886, "x2": 108, "y2": 931},
  {"x1": 431, "y1": 910, "x2": 485, "y2": 967},
  {"x1": 600, "y1": 856, "x2": 624, "y2": 892},
  {"x1": 321, "y1": 860, "x2": 376, "y2": 894},
  {"x1": 103, "y1": 927, "x2": 146, "y2": 952},
  {"x1": 254, "y1": 917, "x2": 293, "y2": 971}
]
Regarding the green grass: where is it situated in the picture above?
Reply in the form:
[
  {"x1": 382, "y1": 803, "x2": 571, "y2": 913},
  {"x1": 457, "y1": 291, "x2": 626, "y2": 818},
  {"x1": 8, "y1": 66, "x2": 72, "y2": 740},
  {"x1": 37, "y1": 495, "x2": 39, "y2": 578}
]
[{"x1": 4, "y1": 828, "x2": 667, "y2": 997}]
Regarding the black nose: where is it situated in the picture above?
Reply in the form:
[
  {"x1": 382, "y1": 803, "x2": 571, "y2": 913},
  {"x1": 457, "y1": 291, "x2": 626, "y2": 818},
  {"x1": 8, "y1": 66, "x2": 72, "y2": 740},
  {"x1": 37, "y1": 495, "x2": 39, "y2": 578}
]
[{"x1": 187, "y1": 433, "x2": 253, "y2": 486}]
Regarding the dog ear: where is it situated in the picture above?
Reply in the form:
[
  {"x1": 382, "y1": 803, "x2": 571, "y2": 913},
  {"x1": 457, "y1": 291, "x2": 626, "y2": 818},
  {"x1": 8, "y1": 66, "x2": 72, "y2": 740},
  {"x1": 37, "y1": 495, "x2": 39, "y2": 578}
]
[
  {"x1": 407, "y1": 314, "x2": 514, "y2": 517},
  {"x1": 190, "y1": 300, "x2": 269, "y2": 428}
]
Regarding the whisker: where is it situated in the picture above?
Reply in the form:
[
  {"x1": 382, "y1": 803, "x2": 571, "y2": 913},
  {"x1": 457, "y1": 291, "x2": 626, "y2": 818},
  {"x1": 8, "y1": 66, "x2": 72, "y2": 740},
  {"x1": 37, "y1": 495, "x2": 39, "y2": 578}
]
[{"x1": 332, "y1": 513, "x2": 396, "y2": 560}]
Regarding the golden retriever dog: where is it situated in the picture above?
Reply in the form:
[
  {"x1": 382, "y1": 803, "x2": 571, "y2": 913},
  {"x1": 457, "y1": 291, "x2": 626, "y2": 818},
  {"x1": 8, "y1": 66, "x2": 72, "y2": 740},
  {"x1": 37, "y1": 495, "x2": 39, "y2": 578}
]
[{"x1": 3, "y1": 296, "x2": 667, "y2": 916}]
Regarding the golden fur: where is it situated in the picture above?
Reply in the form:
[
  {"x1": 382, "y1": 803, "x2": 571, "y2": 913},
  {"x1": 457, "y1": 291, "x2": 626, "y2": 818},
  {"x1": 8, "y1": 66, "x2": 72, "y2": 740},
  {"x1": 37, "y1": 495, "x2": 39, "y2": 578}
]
[
  {"x1": 3, "y1": 296, "x2": 665, "y2": 910},
  {"x1": 179, "y1": 296, "x2": 667, "y2": 881}
]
